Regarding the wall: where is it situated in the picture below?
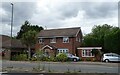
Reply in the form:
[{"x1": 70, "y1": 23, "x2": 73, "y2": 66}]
[{"x1": 35, "y1": 36, "x2": 81, "y2": 56}]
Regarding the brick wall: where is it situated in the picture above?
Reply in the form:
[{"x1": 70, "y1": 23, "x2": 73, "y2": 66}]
[{"x1": 35, "y1": 37, "x2": 81, "y2": 55}]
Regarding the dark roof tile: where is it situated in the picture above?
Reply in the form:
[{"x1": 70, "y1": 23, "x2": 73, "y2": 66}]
[{"x1": 37, "y1": 27, "x2": 81, "y2": 38}]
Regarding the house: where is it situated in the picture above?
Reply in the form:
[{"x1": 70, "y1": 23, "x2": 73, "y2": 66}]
[
  {"x1": 35, "y1": 27, "x2": 83, "y2": 57},
  {"x1": 77, "y1": 47, "x2": 102, "y2": 61},
  {"x1": 0, "y1": 35, "x2": 35, "y2": 60}
]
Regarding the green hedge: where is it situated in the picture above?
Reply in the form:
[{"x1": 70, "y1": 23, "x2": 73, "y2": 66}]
[
  {"x1": 12, "y1": 54, "x2": 27, "y2": 61},
  {"x1": 56, "y1": 53, "x2": 68, "y2": 62}
]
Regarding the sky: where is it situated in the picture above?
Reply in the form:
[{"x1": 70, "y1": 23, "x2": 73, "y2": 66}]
[{"x1": 0, "y1": 0, "x2": 119, "y2": 36}]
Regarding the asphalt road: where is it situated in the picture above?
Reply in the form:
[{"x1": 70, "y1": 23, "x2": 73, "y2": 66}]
[{"x1": 1, "y1": 60, "x2": 120, "y2": 73}]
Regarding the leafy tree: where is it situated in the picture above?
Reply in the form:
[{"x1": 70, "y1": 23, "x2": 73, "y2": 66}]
[
  {"x1": 21, "y1": 30, "x2": 37, "y2": 59},
  {"x1": 17, "y1": 20, "x2": 43, "y2": 39},
  {"x1": 82, "y1": 24, "x2": 120, "y2": 54},
  {"x1": 82, "y1": 34, "x2": 99, "y2": 46},
  {"x1": 104, "y1": 27, "x2": 120, "y2": 54}
]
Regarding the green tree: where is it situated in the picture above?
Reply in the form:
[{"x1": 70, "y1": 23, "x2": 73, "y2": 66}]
[
  {"x1": 21, "y1": 30, "x2": 37, "y2": 59},
  {"x1": 17, "y1": 20, "x2": 43, "y2": 39},
  {"x1": 82, "y1": 34, "x2": 99, "y2": 46},
  {"x1": 82, "y1": 24, "x2": 120, "y2": 54},
  {"x1": 104, "y1": 27, "x2": 120, "y2": 54}
]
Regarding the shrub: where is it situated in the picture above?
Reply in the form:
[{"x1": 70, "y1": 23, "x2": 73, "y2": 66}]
[
  {"x1": 93, "y1": 58, "x2": 97, "y2": 62},
  {"x1": 56, "y1": 53, "x2": 68, "y2": 62},
  {"x1": 12, "y1": 54, "x2": 27, "y2": 61},
  {"x1": 31, "y1": 57, "x2": 37, "y2": 61},
  {"x1": 49, "y1": 57, "x2": 57, "y2": 62},
  {"x1": 86, "y1": 58, "x2": 91, "y2": 61},
  {"x1": 18, "y1": 54, "x2": 27, "y2": 61}
]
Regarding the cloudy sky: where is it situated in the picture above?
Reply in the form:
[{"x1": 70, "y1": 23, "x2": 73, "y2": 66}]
[{"x1": 0, "y1": 0, "x2": 119, "y2": 36}]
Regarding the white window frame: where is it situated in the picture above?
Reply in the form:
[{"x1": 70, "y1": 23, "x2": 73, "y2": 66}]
[
  {"x1": 39, "y1": 38, "x2": 43, "y2": 43},
  {"x1": 78, "y1": 38, "x2": 81, "y2": 42},
  {"x1": 76, "y1": 37, "x2": 78, "y2": 41},
  {"x1": 82, "y1": 49, "x2": 94, "y2": 57},
  {"x1": 57, "y1": 49, "x2": 69, "y2": 53},
  {"x1": 63, "y1": 37, "x2": 69, "y2": 43},
  {"x1": 50, "y1": 38, "x2": 56, "y2": 43}
]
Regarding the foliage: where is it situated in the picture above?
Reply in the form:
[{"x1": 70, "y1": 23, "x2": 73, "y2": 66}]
[
  {"x1": 17, "y1": 20, "x2": 43, "y2": 60},
  {"x1": 12, "y1": 54, "x2": 27, "y2": 61},
  {"x1": 86, "y1": 58, "x2": 91, "y2": 61},
  {"x1": 56, "y1": 53, "x2": 68, "y2": 62},
  {"x1": 33, "y1": 50, "x2": 49, "y2": 61},
  {"x1": 82, "y1": 24, "x2": 120, "y2": 54},
  {"x1": 21, "y1": 30, "x2": 37, "y2": 59},
  {"x1": 91, "y1": 49, "x2": 99, "y2": 56},
  {"x1": 49, "y1": 57, "x2": 58, "y2": 62},
  {"x1": 16, "y1": 20, "x2": 43, "y2": 39},
  {"x1": 104, "y1": 28, "x2": 120, "y2": 54}
]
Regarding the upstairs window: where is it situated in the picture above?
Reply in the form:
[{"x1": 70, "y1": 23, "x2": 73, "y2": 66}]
[
  {"x1": 76, "y1": 37, "x2": 78, "y2": 41},
  {"x1": 50, "y1": 38, "x2": 56, "y2": 43},
  {"x1": 63, "y1": 37, "x2": 69, "y2": 43},
  {"x1": 39, "y1": 38, "x2": 43, "y2": 43},
  {"x1": 76, "y1": 37, "x2": 81, "y2": 42}
]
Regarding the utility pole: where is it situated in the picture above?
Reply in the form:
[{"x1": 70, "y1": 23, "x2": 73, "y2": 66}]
[
  {"x1": 10, "y1": 3, "x2": 13, "y2": 60},
  {"x1": 11, "y1": 3, "x2": 13, "y2": 38}
]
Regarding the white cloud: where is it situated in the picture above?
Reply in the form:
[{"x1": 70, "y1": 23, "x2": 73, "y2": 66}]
[{"x1": 1, "y1": 1, "x2": 119, "y2": 36}]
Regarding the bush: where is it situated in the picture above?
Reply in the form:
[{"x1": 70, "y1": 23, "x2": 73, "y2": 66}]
[
  {"x1": 93, "y1": 58, "x2": 97, "y2": 62},
  {"x1": 56, "y1": 53, "x2": 68, "y2": 62},
  {"x1": 12, "y1": 54, "x2": 27, "y2": 61},
  {"x1": 86, "y1": 58, "x2": 91, "y2": 61},
  {"x1": 49, "y1": 57, "x2": 57, "y2": 62},
  {"x1": 31, "y1": 57, "x2": 37, "y2": 61},
  {"x1": 18, "y1": 54, "x2": 27, "y2": 61}
]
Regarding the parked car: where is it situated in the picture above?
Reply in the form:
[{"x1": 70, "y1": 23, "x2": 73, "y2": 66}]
[
  {"x1": 32, "y1": 53, "x2": 49, "y2": 58},
  {"x1": 66, "y1": 53, "x2": 80, "y2": 62},
  {"x1": 102, "y1": 53, "x2": 120, "y2": 62}
]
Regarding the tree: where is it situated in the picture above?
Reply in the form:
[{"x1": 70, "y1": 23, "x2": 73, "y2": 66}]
[
  {"x1": 104, "y1": 27, "x2": 120, "y2": 54},
  {"x1": 21, "y1": 30, "x2": 37, "y2": 59},
  {"x1": 82, "y1": 34, "x2": 99, "y2": 46},
  {"x1": 17, "y1": 20, "x2": 43, "y2": 39},
  {"x1": 82, "y1": 24, "x2": 120, "y2": 54}
]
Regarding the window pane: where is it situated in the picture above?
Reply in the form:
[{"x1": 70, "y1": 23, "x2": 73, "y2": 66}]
[
  {"x1": 50, "y1": 38, "x2": 56, "y2": 43},
  {"x1": 63, "y1": 37, "x2": 69, "y2": 43},
  {"x1": 39, "y1": 38, "x2": 43, "y2": 43}
]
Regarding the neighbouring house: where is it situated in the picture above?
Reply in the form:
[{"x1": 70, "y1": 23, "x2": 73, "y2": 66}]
[
  {"x1": 77, "y1": 47, "x2": 102, "y2": 61},
  {"x1": 0, "y1": 35, "x2": 35, "y2": 60},
  {"x1": 35, "y1": 27, "x2": 83, "y2": 57}
]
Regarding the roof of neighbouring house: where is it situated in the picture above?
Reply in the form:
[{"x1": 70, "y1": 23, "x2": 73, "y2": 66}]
[
  {"x1": 37, "y1": 27, "x2": 82, "y2": 38},
  {"x1": 0, "y1": 35, "x2": 26, "y2": 48},
  {"x1": 0, "y1": 35, "x2": 34, "y2": 49}
]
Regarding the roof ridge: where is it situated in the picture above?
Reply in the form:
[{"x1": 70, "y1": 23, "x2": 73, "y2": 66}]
[
  {"x1": 42, "y1": 27, "x2": 80, "y2": 31},
  {"x1": 37, "y1": 27, "x2": 81, "y2": 37}
]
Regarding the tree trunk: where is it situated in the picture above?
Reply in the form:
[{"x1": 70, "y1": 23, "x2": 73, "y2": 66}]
[{"x1": 28, "y1": 46, "x2": 31, "y2": 60}]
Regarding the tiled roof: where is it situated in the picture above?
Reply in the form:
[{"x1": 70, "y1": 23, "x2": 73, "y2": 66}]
[
  {"x1": 0, "y1": 35, "x2": 27, "y2": 48},
  {"x1": 37, "y1": 27, "x2": 81, "y2": 38}
]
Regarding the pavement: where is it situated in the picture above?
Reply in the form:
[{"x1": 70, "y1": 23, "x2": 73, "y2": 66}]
[
  {"x1": 1, "y1": 60, "x2": 120, "y2": 73},
  {"x1": 2, "y1": 60, "x2": 119, "y2": 67}
]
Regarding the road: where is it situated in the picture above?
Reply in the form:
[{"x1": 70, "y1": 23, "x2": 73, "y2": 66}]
[{"x1": 1, "y1": 60, "x2": 120, "y2": 73}]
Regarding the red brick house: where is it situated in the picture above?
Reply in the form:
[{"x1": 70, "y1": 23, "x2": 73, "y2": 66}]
[{"x1": 35, "y1": 27, "x2": 83, "y2": 57}]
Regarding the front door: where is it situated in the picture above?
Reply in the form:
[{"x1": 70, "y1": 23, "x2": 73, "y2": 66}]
[{"x1": 44, "y1": 49, "x2": 50, "y2": 57}]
